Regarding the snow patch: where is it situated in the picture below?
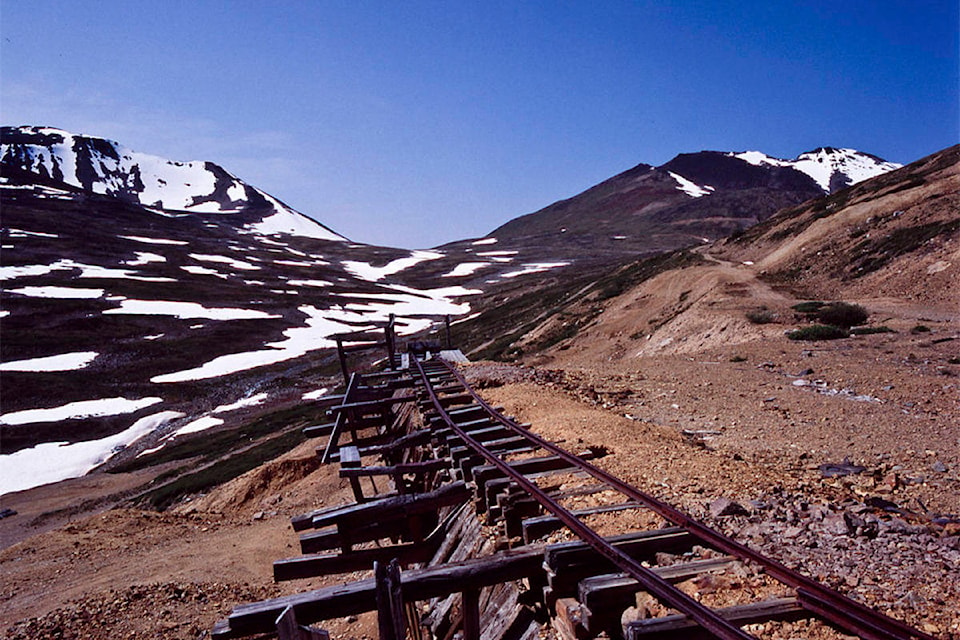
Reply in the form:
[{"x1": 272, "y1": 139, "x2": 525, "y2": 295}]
[
  {"x1": 0, "y1": 351, "x2": 98, "y2": 372},
  {"x1": 103, "y1": 299, "x2": 280, "y2": 320},
  {"x1": 342, "y1": 250, "x2": 444, "y2": 282},
  {"x1": 0, "y1": 396, "x2": 163, "y2": 426},
  {"x1": 120, "y1": 235, "x2": 189, "y2": 246},
  {"x1": 7, "y1": 286, "x2": 104, "y2": 299},
  {"x1": 668, "y1": 172, "x2": 714, "y2": 198},
  {"x1": 0, "y1": 410, "x2": 184, "y2": 496},
  {"x1": 441, "y1": 262, "x2": 489, "y2": 277}
]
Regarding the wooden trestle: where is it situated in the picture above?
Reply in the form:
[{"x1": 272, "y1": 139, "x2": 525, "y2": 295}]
[{"x1": 213, "y1": 352, "x2": 933, "y2": 640}]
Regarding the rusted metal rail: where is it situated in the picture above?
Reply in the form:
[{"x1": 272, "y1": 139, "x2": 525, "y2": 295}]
[{"x1": 411, "y1": 358, "x2": 933, "y2": 640}]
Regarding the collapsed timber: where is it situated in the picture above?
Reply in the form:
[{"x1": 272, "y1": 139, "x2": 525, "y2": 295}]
[{"x1": 212, "y1": 335, "x2": 933, "y2": 640}]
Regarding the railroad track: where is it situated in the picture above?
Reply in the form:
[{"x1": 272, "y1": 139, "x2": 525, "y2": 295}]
[{"x1": 214, "y1": 355, "x2": 933, "y2": 640}]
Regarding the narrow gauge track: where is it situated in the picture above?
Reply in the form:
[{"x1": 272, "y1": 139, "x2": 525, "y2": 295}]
[{"x1": 413, "y1": 358, "x2": 931, "y2": 640}]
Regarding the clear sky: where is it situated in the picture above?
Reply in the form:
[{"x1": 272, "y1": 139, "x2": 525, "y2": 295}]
[{"x1": 2, "y1": 1, "x2": 957, "y2": 248}]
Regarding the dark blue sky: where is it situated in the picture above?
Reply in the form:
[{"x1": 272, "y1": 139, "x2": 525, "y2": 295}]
[{"x1": 2, "y1": 1, "x2": 957, "y2": 247}]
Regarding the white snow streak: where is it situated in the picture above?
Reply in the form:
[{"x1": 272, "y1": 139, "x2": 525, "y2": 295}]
[
  {"x1": 119, "y1": 235, "x2": 189, "y2": 246},
  {"x1": 0, "y1": 351, "x2": 98, "y2": 372},
  {"x1": 103, "y1": 299, "x2": 280, "y2": 320},
  {"x1": 441, "y1": 262, "x2": 489, "y2": 278},
  {"x1": 343, "y1": 250, "x2": 444, "y2": 282},
  {"x1": 668, "y1": 172, "x2": 714, "y2": 198},
  {"x1": 0, "y1": 397, "x2": 163, "y2": 426},
  {"x1": 7, "y1": 286, "x2": 104, "y2": 299}
]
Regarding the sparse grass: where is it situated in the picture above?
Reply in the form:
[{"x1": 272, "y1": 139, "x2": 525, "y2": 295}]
[
  {"x1": 850, "y1": 326, "x2": 895, "y2": 335},
  {"x1": 745, "y1": 308, "x2": 775, "y2": 324},
  {"x1": 138, "y1": 425, "x2": 306, "y2": 511},
  {"x1": 110, "y1": 403, "x2": 318, "y2": 474},
  {"x1": 787, "y1": 324, "x2": 849, "y2": 341}
]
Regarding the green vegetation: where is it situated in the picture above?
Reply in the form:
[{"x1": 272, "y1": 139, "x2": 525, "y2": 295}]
[
  {"x1": 912, "y1": 325, "x2": 931, "y2": 333},
  {"x1": 791, "y1": 301, "x2": 825, "y2": 314},
  {"x1": 850, "y1": 326, "x2": 895, "y2": 335},
  {"x1": 745, "y1": 308, "x2": 775, "y2": 324},
  {"x1": 787, "y1": 324, "x2": 849, "y2": 341},
  {"x1": 815, "y1": 302, "x2": 868, "y2": 328},
  {"x1": 138, "y1": 426, "x2": 306, "y2": 511}
]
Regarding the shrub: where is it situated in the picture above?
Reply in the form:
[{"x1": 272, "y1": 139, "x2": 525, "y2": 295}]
[
  {"x1": 745, "y1": 308, "x2": 775, "y2": 324},
  {"x1": 850, "y1": 326, "x2": 895, "y2": 335},
  {"x1": 816, "y1": 302, "x2": 868, "y2": 328},
  {"x1": 912, "y1": 324, "x2": 931, "y2": 333},
  {"x1": 730, "y1": 355, "x2": 748, "y2": 363},
  {"x1": 787, "y1": 324, "x2": 849, "y2": 341}
]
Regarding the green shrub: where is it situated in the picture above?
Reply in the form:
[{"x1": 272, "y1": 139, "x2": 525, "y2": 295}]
[
  {"x1": 791, "y1": 301, "x2": 825, "y2": 314},
  {"x1": 745, "y1": 308, "x2": 775, "y2": 324},
  {"x1": 850, "y1": 326, "x2": 895, "y2": 335},
  {"x1": 816, "y1": 302, "x2": 868, "y2": 328},
  {"x1": 787, "y1": 324, "x2": 849, "y2": 341}
]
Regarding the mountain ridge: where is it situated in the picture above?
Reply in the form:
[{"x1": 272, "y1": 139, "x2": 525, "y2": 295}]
[{"x1": 1, "y1": 125, "x2": 346, "y2": 242}]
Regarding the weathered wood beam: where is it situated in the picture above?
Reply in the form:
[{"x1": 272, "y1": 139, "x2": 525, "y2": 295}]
[
  {"x1": 274, "y1": 542, "x2": 436, "y2": 581},
  {"x1": 328, "y1": 395, "x2": 417, "y2": 413},
  {"x1": 276, "y1": 606, "x2": 329, "y2": 640},
  {"x1": 375, "y1": 559, "x2": 406, "y2": 640},
  {"x1": 339, "y1": 458, "x2": 450, "y2": 479},
  {"x1": 578, "y1": 557, "x2": 738, "y2": 634},
  {"x1": 216, "y1": 529, "x2": 696, "y2": 637},
  {"x1": 308, "y1": 481, "x2": 469, "y2": 530},
  {"x1": 624, "y1": 597, "x2": 805, "y2": 639}
]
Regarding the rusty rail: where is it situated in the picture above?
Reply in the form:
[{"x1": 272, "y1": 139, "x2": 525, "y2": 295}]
[{"x1": 413, "y1": 358, "x2": 933, "y2": 640}]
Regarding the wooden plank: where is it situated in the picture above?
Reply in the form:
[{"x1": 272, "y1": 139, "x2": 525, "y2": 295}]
[
  {"x1": 578, "y1": 557, "x2": 738, "y2": 634},
  {"x1": 553, "y1": 598, "x2": 587, "y2": 640},
  {"x1": 544, "y1": 528, "x2": 696, "y2": 597},
  {"x1": 329, "y1": 395, "x2": 417, "y2": 413},
  {"x1": 339, "y1": 458, "x2": 450, "y2": 478},
  {"x1": 310, "y1": 481, "x2": 469, "y2": 529},
  {"x1": 276, "y1": 606, "x2": 330, "y2": 640},
  {"x1": 303, "y1": 422, "x2": 336, "y2": 438},
  {"x1": 218, "y1": 530, "x2": 696, "y2": 637},
  {"x1": 624, "y1": 597, "x2": 805, "y2": 639},
  {"x1": 274, "y1": 542, "x2": 436, "y2": 581}
]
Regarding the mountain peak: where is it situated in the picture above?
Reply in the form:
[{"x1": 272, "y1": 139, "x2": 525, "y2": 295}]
[{"x1": 1, "y1": 125, "x2": 347, "y2": 242}]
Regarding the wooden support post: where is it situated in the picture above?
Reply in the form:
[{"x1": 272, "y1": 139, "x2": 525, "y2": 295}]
[
  {"x1": 461, "y1": 588, "x2": 480, "y2": 640},
  {"x1": 339, "y1": 446, "x2": 364, "y2": 504},
  {"x1": 386, "y1": 314, "x2": 397, "y2": 370},
  {"x1": 376, "y1": 559, "x2": 406, "y2": 640},
  {"x1": 335, "y1": 337, "x2": 349, "y2": 385},
  {"x1": 276, "y1": 605, "x2": 330, "y2": 640},
  {"x1": 444, "y1": 315, "x2": 452, "y2": 350}
]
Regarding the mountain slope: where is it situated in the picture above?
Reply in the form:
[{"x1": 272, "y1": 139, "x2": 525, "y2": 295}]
[{"x1": 484, "y1": 147, "x2": 900, "y2": 258}]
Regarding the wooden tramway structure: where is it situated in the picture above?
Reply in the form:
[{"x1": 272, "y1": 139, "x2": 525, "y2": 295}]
[{"x1": 213, "y1": 340, "x2": 934, "y2": 640}]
